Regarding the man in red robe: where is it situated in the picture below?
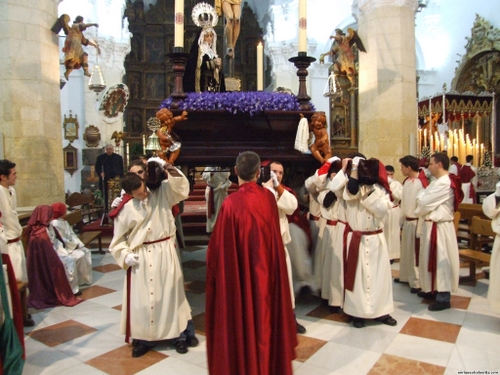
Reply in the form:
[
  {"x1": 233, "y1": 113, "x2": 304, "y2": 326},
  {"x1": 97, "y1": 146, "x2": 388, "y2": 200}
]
[{"x1": 205, "y1": 151, "x2": 297, "y2": 375}]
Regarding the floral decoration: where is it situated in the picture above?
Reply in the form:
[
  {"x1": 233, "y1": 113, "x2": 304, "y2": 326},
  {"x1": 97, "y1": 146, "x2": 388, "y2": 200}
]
[{"x1": 160, "y1": 91, "x2": 315, "y2": 116}]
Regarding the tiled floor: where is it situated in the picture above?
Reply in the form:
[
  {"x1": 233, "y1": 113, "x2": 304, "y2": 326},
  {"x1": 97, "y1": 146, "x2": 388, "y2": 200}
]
[{"x1": 21, "y1": 243, "x2": 500, "y2": 375}]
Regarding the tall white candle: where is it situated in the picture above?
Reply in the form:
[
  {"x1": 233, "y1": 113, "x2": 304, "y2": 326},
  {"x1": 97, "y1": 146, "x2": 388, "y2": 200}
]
[
  {"x1": 126, "y1": 142, "x2": 130, "y2": 164},
  {"x1": 143, "y1": 134, "x2": 146, "y2": 152},
  {"x1": 257, "y1": 42, "x2": 263, "y2": 91},
  {"x1": 298, "y1": 0, "x2": 307, "y2": 52},
  {"x1": 174, "y1": 0, "x2": 185, "y2": 48}
]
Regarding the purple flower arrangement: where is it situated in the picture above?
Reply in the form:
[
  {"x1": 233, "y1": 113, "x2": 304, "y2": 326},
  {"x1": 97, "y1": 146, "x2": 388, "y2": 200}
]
[{"x1": 160, "y1": 91, "x2": 315, "y2": 116}]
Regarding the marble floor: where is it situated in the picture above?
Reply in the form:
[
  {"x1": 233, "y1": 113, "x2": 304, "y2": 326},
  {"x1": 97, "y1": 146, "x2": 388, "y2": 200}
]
[{"x1": 21, "y1": 243, "x2": 500, "y2": 375}]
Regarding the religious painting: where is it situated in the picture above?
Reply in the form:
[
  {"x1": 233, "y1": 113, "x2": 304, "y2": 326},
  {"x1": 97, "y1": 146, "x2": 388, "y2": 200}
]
[
  {"x1": 145, "y1": 73, "x2": 164, "y2": 99},
  {"x1": 145, "y1": 37, "x2": 165, "y2": 64},
  {"x1": 99, "y1": 84, "x2": 129, "y2": 123},
  {"x1": 63, "y1": 143, "x2": 78, "y2": 176},
  {"x1": 127, "y1": 110, "x2": 143, "y2": 135},
  {"x1": 63, "y1": 111, "x2": 79, "y2": 143}
]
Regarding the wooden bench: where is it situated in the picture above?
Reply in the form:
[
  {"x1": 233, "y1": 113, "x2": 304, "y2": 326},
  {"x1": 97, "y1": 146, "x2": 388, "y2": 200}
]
[
  {"x1": 458, "y1": 216, "x2": 494, "y2": 283},
  {"x1": 65, "y1": 210, "x2": 104, "y2": 254},
  {"x1": 457, "y1": 203, "x2": 490, "y2": 247},
  {"x1": 66, "y1": 192, "x2": 103, "y2": 223}
]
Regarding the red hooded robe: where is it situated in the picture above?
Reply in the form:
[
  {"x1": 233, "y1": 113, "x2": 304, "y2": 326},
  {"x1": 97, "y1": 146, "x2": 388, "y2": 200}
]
[{"x1": 205, "y1": 182, "x2": 297, "y2": 375}]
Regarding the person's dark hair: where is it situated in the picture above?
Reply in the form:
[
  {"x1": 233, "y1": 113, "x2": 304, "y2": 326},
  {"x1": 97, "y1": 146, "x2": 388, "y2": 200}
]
[
  {"x1": 466, "y1": 154, "x2": 473, "y2": 163},
  {"x1": 399, "y1": 155, "x2": 419, "y2": 172},
  {"x1": 346, "y1": 152, "x2": 366, "y2": 159},
  {"x1": 450, "y1": 156, "x2": 458, "y2": 163},
  {"x1": 0, "y1": 159, "x2": 16, "y2": 178},
  {"x1": 432, "y1": 152, "x2": 450, "y2": 170},
  {"x1": 121, "y1": 172, "x2": 144, "y2": 194},
  {"x1": 385, "y1": 165, "x2": 395, "y2": 173},
  {"x1": 74, "y1": 16, "x2": 84, "y2": 23},
  {"x1": 236, "y1": 151, "x2": 261, "y2": 181},
  {"x1": 128, "y1": 159, "x2": 146, "y2": 171}
]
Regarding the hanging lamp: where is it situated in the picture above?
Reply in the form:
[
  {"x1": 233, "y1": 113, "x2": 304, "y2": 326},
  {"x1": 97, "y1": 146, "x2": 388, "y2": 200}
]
[{"x1": 88, "y1": 28, "x2": 106, "y2": 94}]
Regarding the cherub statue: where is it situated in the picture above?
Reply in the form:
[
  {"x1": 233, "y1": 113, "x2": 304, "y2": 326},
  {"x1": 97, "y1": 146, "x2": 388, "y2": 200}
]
[
  {"x1": 52, "y1": 14, "x2": 100, "y2": 80},
  {"x1": 156, "y1": 108, "x2": 188, "y2": 165},
  {"x1": 309, "y1": 111, "x2": 332, "y2": 164},
  {"x1": 319, "y1": 28, "x2": 366, "y2": 85}
]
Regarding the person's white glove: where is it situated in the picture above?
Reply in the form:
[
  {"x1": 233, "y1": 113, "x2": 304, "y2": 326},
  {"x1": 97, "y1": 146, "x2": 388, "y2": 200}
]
[
  {"x1": 388, "y1": 177, "x2": 393, "y2": 184},
  {"x1": 147, "y1": 156, "x2": 166, "y2": 168},
  {"x1": 270, "y1": 171, "x2": 280, "y2": 187},
  {"x1": 495, "y1": 181, "x2": 500, "y2": 196},
  {"x1": 125, "y1": 253, "x2": 139, "y2": 267},
  {"x1": 327, "y1": 156, "x2": 341, "y2": 164},
  {"x1": 352, "y1": 156, "x2": 365, "y2": 166},
  {"x1": 111, "y1": 196, "x2": 122, "y2": 208}
]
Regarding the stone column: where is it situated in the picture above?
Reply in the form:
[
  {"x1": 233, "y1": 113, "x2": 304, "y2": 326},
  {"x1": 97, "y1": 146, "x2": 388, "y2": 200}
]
[
  {"x1": 353, "y1": 0, "x2": 418, "y2": 170},
  {"x1": 0, "y1": 0, "x2": 64, "y2": 206}
]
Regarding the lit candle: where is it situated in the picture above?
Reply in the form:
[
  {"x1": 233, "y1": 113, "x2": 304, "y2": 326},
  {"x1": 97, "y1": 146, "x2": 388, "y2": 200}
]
[
  {"x1": 126, "y1": 142, "x2": 130, "y2": 164},
  {"x1": 174, "y1": 0, "x2": 184, "y2": 48},
  {"x1": 424, "y1": 129, "x2": 427, "y2": 147},
  {"x1": 298, "y1": 0, "x2": 307, "y2": 52},
  {"x1": 142, "y1": 134, "x2": 146, "y2": 152},
  {"x1": 430, "y1": 134, "x2": 434, "y2": 153},
  {"x1": 257, "y1": 42, "x2": 263, "y2": 91}
]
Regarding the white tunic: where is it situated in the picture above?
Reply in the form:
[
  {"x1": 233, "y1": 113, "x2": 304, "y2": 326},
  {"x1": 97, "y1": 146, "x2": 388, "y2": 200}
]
[
  {"x1": 48, "y1": 225, "x2": 79, "y2": 294},
  {"x1": 203, "y1": 167, "x2": 231, "y2": 233},
  {"x1": 482, "y1": 194, "x2": 500, "y2": 313},
  {"x1": 0, "y1": 185, "x2": 26, "y2": 282},
  {"x1": 51, "y1": 218, "x2": 93, "y2": 285},
  {"x1": 343, "y1": 184, "x2": 394, "y2": 319},
  {"x1": 384, "y1": 179, "x2": 403, "y2": 260},
  {"x1": 110, "y1": 174, "x2": 192, "y2": 341},
  {"x1": 415, "y1": 174, "x2": 459, "y2": 294},
  {"x1": 400, "y1": 177, "x2": 425, "y2": 289}
]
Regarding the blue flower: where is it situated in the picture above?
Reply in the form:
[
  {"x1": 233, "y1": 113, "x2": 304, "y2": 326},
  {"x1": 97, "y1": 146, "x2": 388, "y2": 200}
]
[{"x1": 159, "y1": 91, "x2": 315, "y2": 115}]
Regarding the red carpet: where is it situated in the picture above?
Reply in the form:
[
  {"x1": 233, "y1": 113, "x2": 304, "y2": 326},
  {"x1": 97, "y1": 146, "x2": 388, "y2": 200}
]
[{"x1": 82, "y1": 220, "x2": 114, "y2": 236}]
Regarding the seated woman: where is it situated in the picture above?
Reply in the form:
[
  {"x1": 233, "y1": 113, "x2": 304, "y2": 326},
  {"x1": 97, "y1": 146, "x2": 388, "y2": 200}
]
[
  {"x1": 26, "y1": 205, "x2": 82, "y2": 309},
  {"x1": 51, "y1": 203, "x2": 93, "y2": 286}
]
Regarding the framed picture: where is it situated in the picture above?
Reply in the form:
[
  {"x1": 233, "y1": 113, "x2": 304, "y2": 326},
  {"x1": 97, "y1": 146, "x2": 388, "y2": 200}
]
[
  {"x1": 63, "y1": 144, "x2": 78, "y2": 176},
  {"x1": 63, "y1": 111, "x2": 79, "y2": 143}
]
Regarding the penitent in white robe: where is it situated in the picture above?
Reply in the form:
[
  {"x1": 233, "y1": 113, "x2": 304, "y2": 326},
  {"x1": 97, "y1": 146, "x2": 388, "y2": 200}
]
[
  {"x1": 343, "y1": 184, "x2": 394, "y2": 319},
  {"x1": 51, "y1": 218, "x2": 93, "y2": 285},
  {"x1": 400, "y1": 177, "x2": 426, "y2": 289},
  {"x1": 110, "y1": 174, "x2": 192, "y2": 342},
  {"x1": 203, "y1": 167, "x2": 231, "y2": 233},
  {"x1": 482, "y1": 194, "x2": 500, "y2": 313},
  {"x1": 0, "y1": 186, "x2": 27, "y2": 282},
  {"x1": 415, "y1": 174, "x2": 459, "y2": 294},
  {"x1": 384, "y1": 179, "x2": 403, "y2": 260}
]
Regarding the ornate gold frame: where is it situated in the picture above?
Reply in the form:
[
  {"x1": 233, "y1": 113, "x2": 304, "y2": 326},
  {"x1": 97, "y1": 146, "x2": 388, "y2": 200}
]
[
  {"x1": 63, "y1": 143, "x2": 78, "y2": 176},
  {"x1": 63, "y1": 110, "x2": 79, "y2": 143}
]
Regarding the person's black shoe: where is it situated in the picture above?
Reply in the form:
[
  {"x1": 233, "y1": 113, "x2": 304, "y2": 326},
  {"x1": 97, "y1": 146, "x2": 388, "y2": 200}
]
[
  {"x1": 296, "y1": 321, "x2": 306, "y2": 334},
  {"x1": 375, "y1": 315, "x2": 397, "y2": 326},
  {"x1": 329, "y1": 306, "x2": 342, "y2": 314},
  {"x1": 393, "y1": 278, "x2": 407, "y2": 284},
  {"x1": 175, "y1": 340, "x2": 188, "y2": 354},
  {"x1": 417, "y1": 291, "x2": 436, "y2": 299},
  {"x1": 186, "y1": 335, "x2": 199, "y2": 347},
  {"x1": 74, "y1": 291, "x2": 82, "y2": 296},
  {"x1": 353, "y1": 318, "x2": 365, "y2": 328},
  {"x1": 410, "y1": 287, "x2": 422, "y2": 294},
  {"x1": 23, "y1": 318, "x2": 35, "y2": 327},
  {"x1": 428, "y1": 301, "x2": 451, "y2": 311},
  {"x1": 132, "y1": 343, "x2": 153, "y2": 357}
]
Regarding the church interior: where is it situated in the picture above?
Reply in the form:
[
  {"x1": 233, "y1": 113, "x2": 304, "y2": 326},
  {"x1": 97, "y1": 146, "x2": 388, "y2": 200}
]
[{"x1": 2, "y1": 0, "x2": 500, "y2": 374}]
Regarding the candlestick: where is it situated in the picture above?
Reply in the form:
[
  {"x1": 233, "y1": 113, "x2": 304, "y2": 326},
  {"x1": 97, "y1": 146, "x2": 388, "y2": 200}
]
[
  {"x1": 424, "y1": 129, "x2": 427, "y2": 147},
  {"x1": 257, "y1": 42, "x2": 263, "y2": 91},
  {"x1": 298, "y1": 0, "x2": 307, "y2": 52},
  {"x1": 174, "y1": 0, "x2": 185, "y2": 48},
  {"x1": 142, "y1": 134, "x2": 146, "y2": 152}
]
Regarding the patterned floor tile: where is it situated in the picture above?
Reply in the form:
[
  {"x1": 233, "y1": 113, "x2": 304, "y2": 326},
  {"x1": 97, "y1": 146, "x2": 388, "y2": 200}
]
[
  {"x1": 93, "y1": 263, "x2": 121, "y2": 273},
  {"x1": 400, "y1": 317, "x2": 461, "y2": 343},
  {"x1": 184, "y1": 280, "x2": 206, "y2": 294},
  {"x1": 368, "y1": 353, "x2": 445, "y2": 375},
  {"x1": 80, "y1": 285, "x2": 117, "y2": 300},
  {"x1": 28, "y1": 319, "x2": 96, "y2": 347},
  {"x1": 85, "y1": 344, "x2": 168, "y2": 375},
  {"x1": 183, "y1": 260, "x2": 206, "y2": 269},
  {"x1": 306, "y1": 304, "x2": 352, "y2": 324},
  {"x1": 295, "y1": 335, "x2": 328, "y2": 362}
]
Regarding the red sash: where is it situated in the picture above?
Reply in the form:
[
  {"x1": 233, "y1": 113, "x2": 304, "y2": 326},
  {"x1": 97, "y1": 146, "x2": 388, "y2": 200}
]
[
  {"x1": 344, "y1": 228, "x2": 383, "y2": 291},
  {"x1": 427, "y1": 221, "x2": 438, "y2": 292},
  {"x1": 109, "y1": 194, "x2": 133, "y2": 219}
]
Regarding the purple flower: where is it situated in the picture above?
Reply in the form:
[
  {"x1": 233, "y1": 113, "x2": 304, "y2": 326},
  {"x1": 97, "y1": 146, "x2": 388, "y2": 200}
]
[{"x1": 160, "y1": 91, "x2": 315, "y2": 115}]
